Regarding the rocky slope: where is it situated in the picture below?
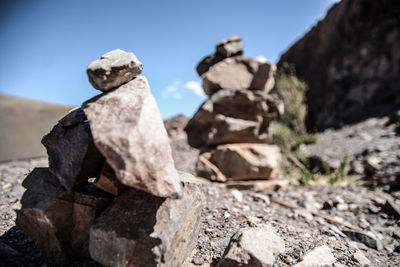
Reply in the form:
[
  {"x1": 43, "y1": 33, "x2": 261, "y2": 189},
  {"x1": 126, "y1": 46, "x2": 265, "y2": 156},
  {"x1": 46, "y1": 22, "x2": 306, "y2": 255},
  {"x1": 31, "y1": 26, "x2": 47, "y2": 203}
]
[{"x1": 278, "y1": 0, "x2": 400, "y2": 131}]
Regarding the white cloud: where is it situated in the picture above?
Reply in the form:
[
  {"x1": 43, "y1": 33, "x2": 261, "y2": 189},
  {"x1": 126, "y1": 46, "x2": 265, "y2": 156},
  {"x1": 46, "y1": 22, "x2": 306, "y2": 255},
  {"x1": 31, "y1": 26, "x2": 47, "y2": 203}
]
[
  {"x1": 184, "y1": 80, "x2": 206, "y2": 98},
  {"x1": 162, "y1": 80, "x2": 180, "y2": 98},
  {"x1": 255, "y1": 55, "x2": 268, "y2": 63}
]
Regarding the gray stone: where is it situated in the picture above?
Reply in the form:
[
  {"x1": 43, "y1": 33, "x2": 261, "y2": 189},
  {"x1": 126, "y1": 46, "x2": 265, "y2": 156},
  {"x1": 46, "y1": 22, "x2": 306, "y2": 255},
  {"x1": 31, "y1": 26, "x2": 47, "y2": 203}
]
[
  {"x1": 83, "y1": 76, "x2": 182, "y2": 198},
  {"x1": 87, "y1": 49, "x2": 143, "y2": 92},
  {"x1": 294, "y1": 245, "x2": 336, "y2": 267},
  {"x1": 41, "y1": 121, "x2": 104, "y2": 191},
  {"x1": 343, "y1": 230, "x2": 383, "y2": 250},
  {"x1": 89, "y1": 175, "x2": 204, "y2": 267},
  {"x1": 218, "y1": 225, "x2": 285, "y2": 267},
  {"x1": 16, "y1": 169, "x2": 113, "y2": 263},
  {"x1": 353, "y1": 251, "x2": 371, "y2": 266},
  {"x1": 197, "y1": 143, "x2": 281, "y2": 181},
  {"x1": 185, "y1": 90, "x2": 283, "y2": 148},
  {"x1": 202, "y1": 56, "x2": 276, "y2": 96}
]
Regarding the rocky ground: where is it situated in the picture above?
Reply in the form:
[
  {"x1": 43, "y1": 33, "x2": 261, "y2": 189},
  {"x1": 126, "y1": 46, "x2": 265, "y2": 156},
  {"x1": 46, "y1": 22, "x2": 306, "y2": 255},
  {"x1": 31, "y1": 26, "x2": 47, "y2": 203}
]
[{"x1": 1, "y1": 116, "x2": 400, "y2": 266}]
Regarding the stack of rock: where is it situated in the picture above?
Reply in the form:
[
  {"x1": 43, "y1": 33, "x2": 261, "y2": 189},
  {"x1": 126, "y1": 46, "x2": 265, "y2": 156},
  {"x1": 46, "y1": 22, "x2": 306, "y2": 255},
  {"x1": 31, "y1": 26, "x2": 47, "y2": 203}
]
[
  {"x1": 16, "y1": 49, "x2": 204, "y2": 266},
  {"x1": 185, "y1": 36, "x2": 284, "y2": 183}
]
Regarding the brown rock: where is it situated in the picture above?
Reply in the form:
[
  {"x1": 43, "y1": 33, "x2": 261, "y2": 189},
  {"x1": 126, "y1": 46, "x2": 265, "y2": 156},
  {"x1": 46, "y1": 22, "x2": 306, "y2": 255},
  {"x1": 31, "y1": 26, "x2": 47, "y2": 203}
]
[
  {"x1": 83, "y1": 76, "x2": 182, "y2": 198},
  {"x1": 87, "y1": 49, "x2": 143, "y2": 92},
  {"x1": 94, "y1": 162, "x2": 125, "y2": 196},
  {"x1": 89, "y1": 175, "x2": 204, "y2": 267},
  {"x1": 185, "y1": 90, "x2": 283, "y2": 148},
  {"x1": 225, "y1": 179, "x2": 289, "y2": 192},
  {"x1": 41, "y1": 120, "x2": 104, "y2": 191},
  {"x1": 163, "y1": 114, "x2": 189, "y2": 138},
  {"x1": 196, "y1": 152, "x2": 227, "y2": 182},
  {"x1": 202, "y1": 56, "x2": 276, "y2": 96},
  {"x1": 197, "y1": 143, "x2": 281, "y2": 181},
  {"x1": 16, "y1": 168, "x2": 113, "y2": 263}
]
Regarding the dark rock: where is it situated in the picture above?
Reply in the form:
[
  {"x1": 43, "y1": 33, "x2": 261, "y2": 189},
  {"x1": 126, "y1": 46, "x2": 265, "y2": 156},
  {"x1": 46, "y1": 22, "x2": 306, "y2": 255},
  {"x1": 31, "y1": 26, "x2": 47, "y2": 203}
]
[
  {"x1": 343, "y1": 230, "x2": 383, "y2": 250},
  {"x1": 58, "y1": 107, "x2": 87, "y2": 128},
  {"x1": 185, "y1": 90, "x2": 283, "y2": 148},
  {"x1": 83, "y1": 76, "x2": 183, "y2": 198},
  {"x1": 382, "y1": 199, "x2": 400, "y2": 219},
  {"x1": 16, "y1": 170, "x2": 113, "y2": 263},
  {"x1": 41, "y1": 121, "x2": 104, "y2": 191},
  {"x1": 278, "y1": 0, "x2": 400, "y2": 131},
  {"x1": 89, "y1": 176, "x2": 204, "y2": 267},
  {"x1": 0, "y1": 241, "x2": 20, "y2": 257},
  {"x1": 87, "y1": 49, "x2": 143, "y2": 92}
]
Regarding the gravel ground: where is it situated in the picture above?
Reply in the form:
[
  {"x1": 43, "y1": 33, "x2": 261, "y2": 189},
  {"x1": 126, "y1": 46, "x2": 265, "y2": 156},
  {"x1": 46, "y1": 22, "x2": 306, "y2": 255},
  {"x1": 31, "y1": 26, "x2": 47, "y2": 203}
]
[{"x1": 1, "y1": 117, "x2": 399, "y2": 266}]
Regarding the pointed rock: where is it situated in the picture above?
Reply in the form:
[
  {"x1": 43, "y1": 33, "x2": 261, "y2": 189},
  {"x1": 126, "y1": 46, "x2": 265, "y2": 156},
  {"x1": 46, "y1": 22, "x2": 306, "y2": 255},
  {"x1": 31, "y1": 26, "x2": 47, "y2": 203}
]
[
  {"x1": 89, "y1": 175, "x2": 204, "y2": 267},
  {"x1": 87, "y1": 49, "x2": 143, "y2": 92},
  {"x1": 83, "y1": 76, "x2": 182, "y2": 198}
]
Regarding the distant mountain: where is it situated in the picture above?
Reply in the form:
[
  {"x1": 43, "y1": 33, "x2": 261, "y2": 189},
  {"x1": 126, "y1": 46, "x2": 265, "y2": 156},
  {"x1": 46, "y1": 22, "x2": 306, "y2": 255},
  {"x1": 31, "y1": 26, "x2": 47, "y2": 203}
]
[
  {"x1": 0, "y1": 94, "x2": 72, "y2": 161},
  {"x1": 279, "y1": 0, "x2": 400, "y2": 131}
]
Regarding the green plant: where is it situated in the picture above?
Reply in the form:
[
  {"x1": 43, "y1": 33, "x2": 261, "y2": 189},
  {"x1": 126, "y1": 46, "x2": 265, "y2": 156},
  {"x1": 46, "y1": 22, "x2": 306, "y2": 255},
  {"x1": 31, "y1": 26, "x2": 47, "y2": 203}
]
[
  {"x1": 329, "y1": 155, "x2": 350, "y2": 184},
  {"x1": 271, "y1": 62, "x2": 308, "y2": 135}
]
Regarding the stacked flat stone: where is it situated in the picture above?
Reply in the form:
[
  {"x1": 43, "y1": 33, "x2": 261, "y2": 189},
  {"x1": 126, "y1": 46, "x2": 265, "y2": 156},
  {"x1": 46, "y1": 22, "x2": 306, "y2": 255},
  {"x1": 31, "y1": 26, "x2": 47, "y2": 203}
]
[
  {"x1": 16, "y1": 49, "x2": 204, "y2": 266},
  {"x1": 185, "y1": 36, "x2": 283, "y2": 182}
]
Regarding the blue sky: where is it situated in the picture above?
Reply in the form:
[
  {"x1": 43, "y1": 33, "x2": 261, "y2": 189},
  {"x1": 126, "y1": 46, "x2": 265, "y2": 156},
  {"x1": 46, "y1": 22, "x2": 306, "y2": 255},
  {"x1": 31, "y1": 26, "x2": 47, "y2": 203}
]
[{"x1": 0, "y1": 0, "x2": 339, "y2": 119}]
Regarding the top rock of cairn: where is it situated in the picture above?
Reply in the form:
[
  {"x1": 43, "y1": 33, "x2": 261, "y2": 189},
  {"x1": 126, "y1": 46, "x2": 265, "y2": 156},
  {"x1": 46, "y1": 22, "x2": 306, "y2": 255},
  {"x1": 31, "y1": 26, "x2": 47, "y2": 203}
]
[{"x1": 87, "y1": 49, "x2": 143, "y2": 92}]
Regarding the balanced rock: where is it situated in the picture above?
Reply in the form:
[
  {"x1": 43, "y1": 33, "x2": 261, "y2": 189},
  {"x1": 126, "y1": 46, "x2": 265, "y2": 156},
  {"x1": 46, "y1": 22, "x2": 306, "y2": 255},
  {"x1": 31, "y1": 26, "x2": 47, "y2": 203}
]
[
  {"x1": 42, "y1": 110, "x2": 104, "y2": 191},
  {"x1": 197, "y1": 143, "x2": 281, "y2": 181},
  {"x1": 89, "y1": 176, "x2": 204, "y2": 267},
  {"x1": 83, "y1": 76, "x2": 183, "y2": 198},
  {"x1": 185, "y1": 90, "x2": 283, "y2": 148},
  {"x1": 87, "y1": 49, "x2": 143, "y2": 92},
  {"x1": 16, "y1": 168, "x2": 113, "y2": 262},
  {"x1": 196, "y1": 35, "x2": 244, "y2": 76},
  {"x1": 218, "y1": 224, "x2": 285, "y2": 267},
  {"x1": 202, "y1": 56, "x2": 276, "y2": 96}
]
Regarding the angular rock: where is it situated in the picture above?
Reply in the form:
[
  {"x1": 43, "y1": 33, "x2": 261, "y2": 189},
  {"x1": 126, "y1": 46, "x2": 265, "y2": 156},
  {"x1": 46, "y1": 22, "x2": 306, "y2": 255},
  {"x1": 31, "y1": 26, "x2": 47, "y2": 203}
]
[
  {"x1": 89, "y1": 175, "x2": 204, "y2": 267},
  {"x1": 353, "y1": 251, "x2": 371, "y2": 266},
  {"x1": 343, "y1": 230, "x2": 383, "y2": 250},
  {"x1": 58, "y1": 107, "x2": 87, "y2": 127},
  {"x1": 202, "y1": 56, "x2": 276, "y2": 96},
  {"x1": 217, "y1": 225, "x2": 285, "y2": 267},
  {"x1": 382, "y1": 199, "x2": 400, "y2": 219},
  {"x1": 294, "y1": 245, "x2": 336, "y2": 267},
  {"x1": 83, "y1": 76, "x2": 182, "y2": 198},
  {"x1": 16, "y1": 168, "x2": 113, "y2": 262},
  {"x1": 185, "y1": 90, "x2": 283, "y2": 148},
  {"x1": 42, "y1": 120, "x2": 104, "y2": 191},
  {"x1": 216, "y1": 35, "x2": 244, "y2": 58},
  {"x1": 87, "y1": 49, "x2": 143, "y2": 92},
  {"x1": 197, "y1": 143, "x2": 281, "y2": 181},
  {"x1": 196, "y1": 152, "x2": 227, "y2": 182}
]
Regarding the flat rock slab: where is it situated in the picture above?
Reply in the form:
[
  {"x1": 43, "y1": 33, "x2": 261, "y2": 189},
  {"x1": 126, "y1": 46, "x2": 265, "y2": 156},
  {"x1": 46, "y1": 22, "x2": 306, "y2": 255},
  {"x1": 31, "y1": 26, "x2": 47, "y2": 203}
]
[
  {"x1": 197, "y1": 143, "x2": 282, "y2": 181},
  {"x1": 217, "y1": 224, "x2": 285, "y2": 266},
  {"x1": 89, "y1": 177, "x2": 204, "y2": 267},
  {"x1": 83, "y1": 76, "x2": 182, "y2": 198},
  {"x1": 185, "y1": 90, "x2": 283, "y2": 148},
  {"x1": 87, "y1": 49, "x2": 143, "y2": 92},
  {"x1": 202, "y1": 56, "x2": 276, "y2": 96},
  {"x1": 293, "y1": 245, "x2": 336, "y2": 267}
]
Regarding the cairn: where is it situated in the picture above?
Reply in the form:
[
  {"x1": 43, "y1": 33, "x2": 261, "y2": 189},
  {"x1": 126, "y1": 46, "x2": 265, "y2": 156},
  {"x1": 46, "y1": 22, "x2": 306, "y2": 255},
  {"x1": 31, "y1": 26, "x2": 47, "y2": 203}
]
[
  {"x1": 185, "y1": 36, "x2": 284, "y2": 183},
  {"x1": 16, "y1": 49, "x2": 204, "y2": 266}
]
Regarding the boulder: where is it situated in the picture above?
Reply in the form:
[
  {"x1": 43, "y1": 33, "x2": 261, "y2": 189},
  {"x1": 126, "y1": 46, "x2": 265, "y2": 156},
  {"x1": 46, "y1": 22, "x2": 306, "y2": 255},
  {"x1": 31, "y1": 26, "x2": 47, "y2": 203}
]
[
  {"x1": 202, "y1": 56, "x2": 276, "y2": 96},
  {"x1": 87, "y1": 49, "x2": 143, "y2": 92},
  {"x1": 89, "y1": 176, "x2": 204, "y2": 267},
  {"x1": 185, "y1": 90, "x2": 283, "y2": 148},
  {"x1": 16, "y1": 168, "x2": 113, "y2": 263},
  {"x1": 83, "y1": 76, "x2": 182, "y2": 198},
  {"x1": 217, "y1": 225, "x2": 285, "y2": 267},
  {"x1": 197, "y1": 143, "x2": 282, "y2": 181},
  {"x1": 42, "y1": 115, "x2": 104, "y2": 191},
  {"x1": 163, "y1": 114, "x2": 189, "y2": 138}
]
